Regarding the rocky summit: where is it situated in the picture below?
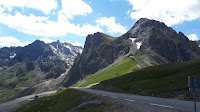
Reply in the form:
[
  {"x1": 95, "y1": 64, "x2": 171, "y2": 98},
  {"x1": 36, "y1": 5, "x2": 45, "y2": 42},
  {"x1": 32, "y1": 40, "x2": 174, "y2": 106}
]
[
  {"x1": 125, "y1": 18, "x2": 200, "y2": 63},
  {"x1": 63, "y1": 18, "x2": 200, "y2": 87}
]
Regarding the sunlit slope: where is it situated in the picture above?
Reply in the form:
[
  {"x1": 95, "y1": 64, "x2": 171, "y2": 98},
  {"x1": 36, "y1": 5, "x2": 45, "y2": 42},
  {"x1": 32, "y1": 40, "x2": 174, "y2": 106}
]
[{"x1": 76, "y1": 58, "x2": 138, "y2": 87}]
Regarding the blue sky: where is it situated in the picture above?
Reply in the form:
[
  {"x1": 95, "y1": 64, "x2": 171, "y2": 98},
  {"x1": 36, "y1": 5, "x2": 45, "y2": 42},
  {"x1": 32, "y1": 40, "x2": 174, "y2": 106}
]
[{"x1": 0, "y1": 0, "x2": 199, "y2": 47}]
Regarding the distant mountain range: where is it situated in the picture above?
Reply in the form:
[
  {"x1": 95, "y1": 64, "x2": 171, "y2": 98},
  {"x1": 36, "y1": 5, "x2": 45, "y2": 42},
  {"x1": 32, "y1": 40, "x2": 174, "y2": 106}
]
[
  {"x1": 0, "y1": 40, "x2": 82, "y2": 102},
  {"x1": 0, "y1": 40, "x2": 82, "y2": 67},
  {"x1": 63, "y1": 18, "x2": 200, "y2": 87}
]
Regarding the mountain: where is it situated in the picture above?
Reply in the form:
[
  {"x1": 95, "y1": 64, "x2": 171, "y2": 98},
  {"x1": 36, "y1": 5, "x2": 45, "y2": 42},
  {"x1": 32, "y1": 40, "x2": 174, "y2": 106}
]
[
  {"x1": 63, "y1": 18, "x2": 200, "y2": 87},
  {"x1": 0, "y1": 40, "x2": 82, "y2": 102},
  {"x1": 125, "y1": 18, "x2": 200, "y2": 62},
  {"x1": 1, "y1": 40, "x2": 82, "y2": 67}
]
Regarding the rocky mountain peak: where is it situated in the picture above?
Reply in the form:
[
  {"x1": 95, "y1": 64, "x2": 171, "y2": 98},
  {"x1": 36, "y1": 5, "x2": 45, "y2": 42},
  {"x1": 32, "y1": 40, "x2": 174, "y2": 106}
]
[
  {"x1": 51, "y1": 40, "x2": 61, "y2": 45},
  {"x1": 125, "y1": 18, "x2": 177, "y2": 40},
  {"x1": 56, "y1": 40, "x2": 60, "y2": 43},
  {"x1": 32, "y1": 40, "x2": 45, "y2": 45},
  {"x1": 177, "y1": 32, "x2": 190, "y2": 42},
  {"x1": 84, "y1": 32, "x2": 114, "y2": 51},
  {"x1": 132, "y1": 18, "x2": 167, "y2": 30},
  {"x1": 126, "y1": 18, "x2": 200, "y2": 62},
  {"x1": 86, "y1": 32, "x2": 105, "y2": 42}
]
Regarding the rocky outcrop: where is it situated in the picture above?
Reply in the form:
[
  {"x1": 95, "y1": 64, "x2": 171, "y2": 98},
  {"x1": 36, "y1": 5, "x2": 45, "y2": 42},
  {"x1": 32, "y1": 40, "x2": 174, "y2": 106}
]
[{"x1": 64, "y1": 32, "x2": 132, "y2": 86}]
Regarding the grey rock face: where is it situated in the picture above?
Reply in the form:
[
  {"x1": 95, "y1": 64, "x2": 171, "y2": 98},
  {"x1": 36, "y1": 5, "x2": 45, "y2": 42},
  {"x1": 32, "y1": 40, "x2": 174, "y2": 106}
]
[{"x1": 64, "y1": 32, "x2": 132, "y2": 86}]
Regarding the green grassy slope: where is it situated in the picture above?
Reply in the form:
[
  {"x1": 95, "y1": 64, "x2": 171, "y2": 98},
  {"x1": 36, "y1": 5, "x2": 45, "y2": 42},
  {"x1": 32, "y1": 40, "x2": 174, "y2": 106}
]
[
  {"x1": 15, "y1": 89, "x2": 122, "y2": 112},
  {"x1": 93, "y1": 59, "x2": 200, "y2": 100},
  {"x1": 0, "y1": 63, "x2": 40, "y2": 102},
  {"x1": 76, "y1": 58, "x2": 138, "y2": 87}
]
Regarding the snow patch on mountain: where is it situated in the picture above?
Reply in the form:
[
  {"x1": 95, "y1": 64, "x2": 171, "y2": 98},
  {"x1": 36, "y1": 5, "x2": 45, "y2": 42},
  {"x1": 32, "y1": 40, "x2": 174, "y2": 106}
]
[
  {"x1": 129, "y1": 37, "x2": 136, "y2": 43},
  {"x1": 136, "y1": 42, "x2": 142, "y2": 49},
  {"x1": 64, "y1": 45, "x2": 77, "y2": 56},
  {"x1": 129, "y1": 37, "x2": 142, "y2": 49},
  {"x1": 50, "y1": 45, "x2": 57, "y2": 54},
  {"x1": 64, "y1": 45, "x2": 71, "y2": 52},
  {"x1": 79, "y1": 49, "x2": 83, "y2": 53},
  {"x1": 10, "y1": 53, "x2": 16, "y2": 58}
]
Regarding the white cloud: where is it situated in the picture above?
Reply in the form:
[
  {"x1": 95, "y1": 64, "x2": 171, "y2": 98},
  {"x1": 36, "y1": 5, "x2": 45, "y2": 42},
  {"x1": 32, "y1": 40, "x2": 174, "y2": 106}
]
[
  {"x1": 76, "y1": 24, "x2": 103, "y2": 36},
  {"x1": 127, "y1": 0, "x2": 200, "y2": 26},
  {"x1": 40, "y1": 38, "x2": 55, "y2": 43},
  {"x1": 61, "y1": 0, "x2": 92, "y2": 19},
  {"x1": 63, "y1": 41, "x2": 83, "y2": 47},
  {"x1": 0, "y1": 6, "x2": 102, "y2": 37},
  {"x1": 187, "y1": 34, "x2": 199, "y2": 41},
  {"x1": 0, "y1": 0, "x2": 58, "y2": 14},
  {"x1": 0, "y1": 36, "x2": 29, "y2": 47},
  {"x1": 96, "y1": 17, "x2": 127, "y2": 34}
]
